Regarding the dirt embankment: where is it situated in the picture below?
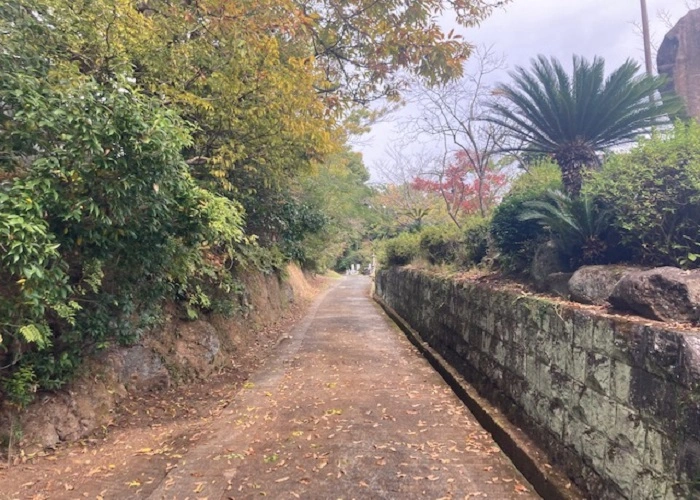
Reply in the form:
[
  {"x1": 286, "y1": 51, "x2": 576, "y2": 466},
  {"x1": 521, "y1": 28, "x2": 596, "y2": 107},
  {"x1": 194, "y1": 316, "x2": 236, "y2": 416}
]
[{"x1": 0, "y1": 264, "x2": 328, "y2": 462}]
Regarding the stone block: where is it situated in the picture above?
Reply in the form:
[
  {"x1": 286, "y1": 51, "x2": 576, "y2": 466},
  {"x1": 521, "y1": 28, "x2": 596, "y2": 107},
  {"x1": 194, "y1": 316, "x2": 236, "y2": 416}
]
[
  {"x1": 493, "y1": 338, "x2": 507, "y2": 366},
  {"x1": 581, "y1": 428, "x2": 608, "y2": 472},
  {"x1": 524, "y1": 353, "x2": 538, "y2": 389},
  {"x1": 543, "y1": 307, "x2": 571, "y2": 343},
  {"x1": 481, "y1": 331, "x2": 492, "y2": 354},
  {"x1": 547, "y1": 399, "x2": 566, "y2": 439},
  {"x1": 646, "y1": 328, "x2": 684, "y2": 381},
  {"x1": 604, "y1": 442, "x2": 645, "y2": 498},
  {"x1": 677, "y1": 438, "x2": 700, "y2": 499},
  {"x1": 518, "y1": 299, "x2": 541, "y2": 334},
  {"x1": 573, "y1": 311, "x2": 595, "y2": 350},
  {"x1": 465, "y1": 324, "x2": 482, "y2": 350},
  {"x1": 644, "y1": 426, "x2": 670, "y2": 475},
  {"x1": 630, "y1": 369, "x2": 679, "y2": 428},
  {"x1": 678, "y1": 386, "x2": 700, "y2": 439},
  {"x1": 631, "y1": 470, "x2": 672, "y2": 500},
  {"x1": 537, "y1": 362, "x2": 554, "y2": 399},
  {"x1": 563, "y1": 411, "x2": 588, "y2": 454},
  {"x1": 549, "y1": 337, "x2": 570, "y2": 372},
  {"x1": 578, "y1": 388, "x2": 617, "y2": 429},
  {"x1": 505, "y1": 343, "x2": 525, "y2": 377},
  {"x1": 591, "y1": 317, "x2": 615, "y2": 355},
  {"x1": 510, "y1": 322, "x2": 525, "y2": 343},
  {"x1": 551, "y1": 370, "x2": 579, "y2": 409},
  {"x1": 502, "y1": 371, "x2": 529, "y2": 401},
  {"x1": 485, "y1": 309, "x2": 496, "y2": 333},
  {"x1": 563, "y1": 313, "x2": 575, "y2": 345},
  {"x1": 585, "y1": 352, "x2": 611, "y2": 394},
  {"x1": 681, "y1": 334, "x2": 700, "y2": 389},
  {"x1": 481, "y1": 356, "x2": 504, "y2": 386},
  {"x1": 612, "y1": 322, "x2": 651, "y2": 367},
  {"x1": 530, "y1": 391, "x2": 548, "y2": 426},
  {"x1": 610, "y1": 359, "x2": 633, "y2": 404},
  {"x1": 612, "y1": 404, "x2": 645, "y2": 455},
  {"x1": 520, "y1": 388, "x2": 537, "y2": 418},
  {"x1": 569, "y1": 346, "x2": 587, "y2": 384}
]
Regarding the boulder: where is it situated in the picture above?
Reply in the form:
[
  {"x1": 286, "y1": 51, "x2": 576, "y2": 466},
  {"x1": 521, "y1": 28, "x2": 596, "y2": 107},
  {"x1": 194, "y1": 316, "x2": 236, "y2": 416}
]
[
  {"x1": 658, "y1": 8, "x2": 700, "y2": 119},
  {"x1": 609, "y1": 267, "x2": 700, "y2": 323},
  {"x1": 174, "y1": 320, "x2": 224, "y2": 378},
  {"x1": 569, "y1": 265, "x2": 639, "y2": 305},
  {"x1": 544, "y1": 272, "x2": 573, "y2": 299},
  {"x1": 530, "y1": 241, "x2": 568, "y2": 292},
  {"x1": 106, "y1": 345, "x2": 170, "y2": 391}
]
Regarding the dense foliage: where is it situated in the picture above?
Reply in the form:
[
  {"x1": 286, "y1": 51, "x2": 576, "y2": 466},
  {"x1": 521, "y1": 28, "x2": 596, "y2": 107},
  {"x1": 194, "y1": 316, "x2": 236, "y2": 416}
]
[
  {"x1": 382, "y1": 232, "x2": 422, "y2": 267},
  {"x1": 585, "y1": 122, "x2": 700, "y2": 268},
  {"x1": 519, "y1": 191, "x2": 612, "y2": 268},
  {"x1": 0, "y1": 0, "x2": 504, "y2": 405},
  {"x1": 419, "y1": 226, "x2": 464, "y2": 265},
  {"x1": 490, "y1": 163, "x2": 562, "y2": 271}
]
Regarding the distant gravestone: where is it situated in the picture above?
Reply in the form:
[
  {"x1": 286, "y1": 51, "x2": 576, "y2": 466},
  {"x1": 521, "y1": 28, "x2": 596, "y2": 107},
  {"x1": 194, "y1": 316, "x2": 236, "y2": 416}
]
[{"x1": 658, "y1": 8, "x2": 700, "y2": 119}]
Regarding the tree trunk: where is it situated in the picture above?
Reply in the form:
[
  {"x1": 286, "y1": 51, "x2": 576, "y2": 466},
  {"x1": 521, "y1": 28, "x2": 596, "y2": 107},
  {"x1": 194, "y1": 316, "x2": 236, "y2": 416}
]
[{"x1": 554, "y1": 145, "x2": 599, "y2": 197}]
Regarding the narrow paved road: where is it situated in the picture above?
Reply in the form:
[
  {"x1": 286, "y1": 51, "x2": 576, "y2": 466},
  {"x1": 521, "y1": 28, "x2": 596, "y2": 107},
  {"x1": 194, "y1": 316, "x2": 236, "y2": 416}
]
[{"x1": 146, "y1": 275, "x2": 538, "y2": 499}]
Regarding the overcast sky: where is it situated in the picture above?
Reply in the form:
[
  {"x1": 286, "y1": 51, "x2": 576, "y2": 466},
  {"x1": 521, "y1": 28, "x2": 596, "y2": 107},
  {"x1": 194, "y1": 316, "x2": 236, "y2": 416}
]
[{"x1": 359, "y1": 0, "x2": 696, "y2": 180}]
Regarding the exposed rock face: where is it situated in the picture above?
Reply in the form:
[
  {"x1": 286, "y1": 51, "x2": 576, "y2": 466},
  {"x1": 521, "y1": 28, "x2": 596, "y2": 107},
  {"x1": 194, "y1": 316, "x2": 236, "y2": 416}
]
[
  {"x1": 658, "y1": 8, "x2": 700, "y2": 119},
  {"x1": 568, "y1": 265, "x2": 639, "y2": 305},
  {"x1": 609, "y1": 267, "x2": 700, "y2": 323},
  {"x1": 173, "y1": 320, "x2": 224, "y2": 378},
  {"x1": 107, "y1": 345, "x2": 170, "y2": 390},
  {"x1": 0, "y1": 264, "x2": 313, "y2": 455}
]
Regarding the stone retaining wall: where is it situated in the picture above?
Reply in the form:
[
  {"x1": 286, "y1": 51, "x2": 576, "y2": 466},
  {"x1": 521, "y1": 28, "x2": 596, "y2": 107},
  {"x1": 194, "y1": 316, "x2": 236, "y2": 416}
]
[{"x1": 376, "y1": 267, "x2": 700, "y2": 499}]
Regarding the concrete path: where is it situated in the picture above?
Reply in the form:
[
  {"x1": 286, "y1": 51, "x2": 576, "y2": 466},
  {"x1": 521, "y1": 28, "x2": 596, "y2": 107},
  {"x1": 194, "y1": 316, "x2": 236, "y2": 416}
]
[{"x1": 145, "y1": 275, "x2": 538, "y2": 499}]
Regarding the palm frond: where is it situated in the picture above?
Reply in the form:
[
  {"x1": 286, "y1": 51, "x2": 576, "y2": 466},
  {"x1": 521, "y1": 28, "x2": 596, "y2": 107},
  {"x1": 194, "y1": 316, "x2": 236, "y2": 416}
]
[
  {"x1": 518, "y1": 189, "x2": 611, "y2": 265},
  {"x1": 488, "y1": 55, "x2": 684, "y2": 195}
]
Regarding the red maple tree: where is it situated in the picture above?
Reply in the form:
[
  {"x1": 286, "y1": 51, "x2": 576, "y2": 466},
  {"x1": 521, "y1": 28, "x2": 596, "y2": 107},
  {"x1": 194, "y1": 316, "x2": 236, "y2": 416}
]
[{"x1": 411, "y1": 150, "x2": 507, "y2": 226}]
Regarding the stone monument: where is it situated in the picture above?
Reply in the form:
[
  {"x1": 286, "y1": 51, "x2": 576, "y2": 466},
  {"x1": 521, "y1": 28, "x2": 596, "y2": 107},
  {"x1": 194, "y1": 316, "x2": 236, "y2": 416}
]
[{"x1": 658, "y1": 8, "x2": 700, "y2": 119}]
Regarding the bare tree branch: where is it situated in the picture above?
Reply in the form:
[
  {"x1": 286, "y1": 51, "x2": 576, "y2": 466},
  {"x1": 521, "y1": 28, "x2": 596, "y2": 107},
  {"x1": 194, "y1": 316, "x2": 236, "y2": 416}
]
[{"x1": 401, "y1": 45, "x2": 510, "y2": 219}]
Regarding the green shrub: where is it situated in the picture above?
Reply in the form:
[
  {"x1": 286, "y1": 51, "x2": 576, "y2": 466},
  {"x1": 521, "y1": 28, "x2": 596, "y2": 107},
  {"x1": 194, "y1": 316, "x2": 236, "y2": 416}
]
[
  {"x1": 520, "y1": 190, "x2": 612, "y2": 267},
  {"x1": 419, "y1": 225, "x2": 462, "y2": 265},
  {"x1": 0, "y1": 68, "x2": 246, "y2": 405},
  {"x1": 509, "y1": 161, "x2": 562, "y2": 197},
  {"x1": 490, "y1": 162, "x2": 562, "y2": 271},
  {"x1": 585, "y1": 121, "x2": 700, "y2": 268},
  {"x1": 382, "y1": 232, "x2": 421, "y2": 266},
  {"x1": 461, "y1": 217, "x2": 490, "y2": 266}
]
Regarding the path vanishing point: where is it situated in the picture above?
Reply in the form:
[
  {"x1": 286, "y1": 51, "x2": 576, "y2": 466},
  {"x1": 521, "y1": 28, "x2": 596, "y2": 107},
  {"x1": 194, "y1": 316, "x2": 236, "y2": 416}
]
[{"x1": 9, "y1": 275, "x2": 541, "y2": 499}]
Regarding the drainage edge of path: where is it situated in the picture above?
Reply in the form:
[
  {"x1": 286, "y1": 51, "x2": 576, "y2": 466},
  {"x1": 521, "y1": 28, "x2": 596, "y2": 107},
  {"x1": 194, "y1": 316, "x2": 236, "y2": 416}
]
[{"x1": 373, "y1": 294, "x2": 584, "y2": 500}]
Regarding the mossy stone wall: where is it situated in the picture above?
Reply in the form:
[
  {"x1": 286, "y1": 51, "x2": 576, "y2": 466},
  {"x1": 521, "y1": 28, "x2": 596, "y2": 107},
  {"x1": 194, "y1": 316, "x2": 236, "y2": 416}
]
[{"x1": 376, "y1": 268, "x2": 700, "y2": 499}]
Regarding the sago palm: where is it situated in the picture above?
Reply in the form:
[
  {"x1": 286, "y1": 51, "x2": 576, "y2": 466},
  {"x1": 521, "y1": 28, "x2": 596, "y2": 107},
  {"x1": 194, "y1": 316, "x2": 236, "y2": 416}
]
[
  {"x1": 489, "y1": 55, "x2": 682, "y2": 195},
  {"x1": 519, "y1": 190, "x2": 612, "y2": 267}
]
